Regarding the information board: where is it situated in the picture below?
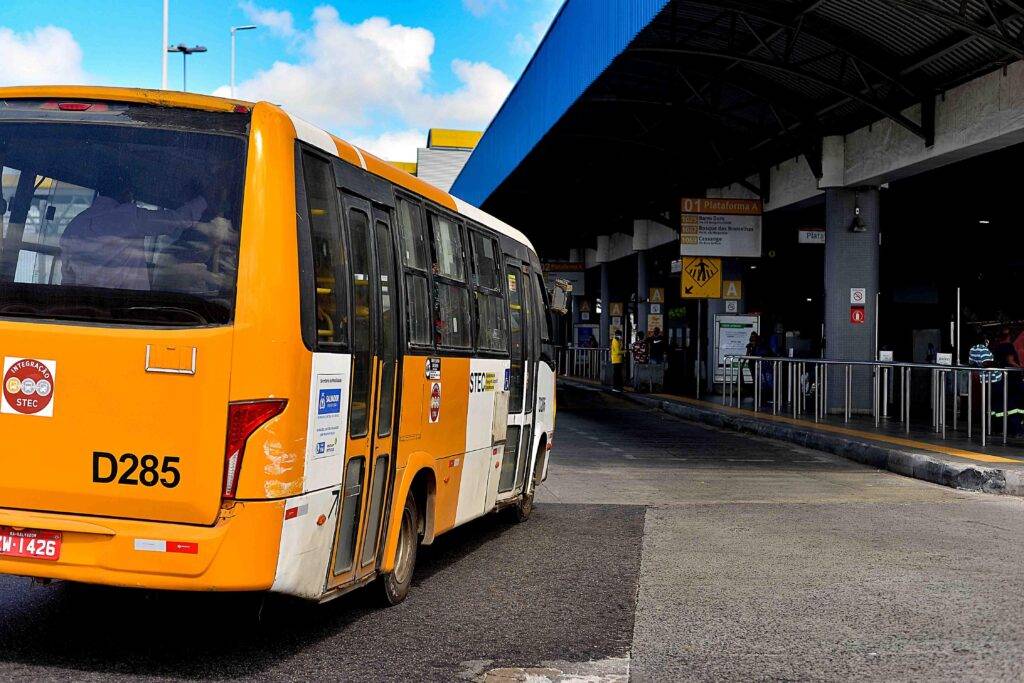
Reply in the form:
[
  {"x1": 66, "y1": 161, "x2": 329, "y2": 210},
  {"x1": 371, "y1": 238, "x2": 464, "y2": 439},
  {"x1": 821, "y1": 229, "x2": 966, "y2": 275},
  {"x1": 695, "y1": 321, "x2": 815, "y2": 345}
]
[
  {"x1": 680, "y1": 197, "x2": 763, "y2": 258},
  {"x1": 714, "y1": 314, "x2": 760, "y2": 384}
]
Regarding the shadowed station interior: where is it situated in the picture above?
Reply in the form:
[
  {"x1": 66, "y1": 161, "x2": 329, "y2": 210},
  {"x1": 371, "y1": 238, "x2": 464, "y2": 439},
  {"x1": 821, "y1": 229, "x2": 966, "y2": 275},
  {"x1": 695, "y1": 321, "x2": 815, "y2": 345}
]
[{"x1": 448, "y1": 0, "x2": 1024, "y2": 466}]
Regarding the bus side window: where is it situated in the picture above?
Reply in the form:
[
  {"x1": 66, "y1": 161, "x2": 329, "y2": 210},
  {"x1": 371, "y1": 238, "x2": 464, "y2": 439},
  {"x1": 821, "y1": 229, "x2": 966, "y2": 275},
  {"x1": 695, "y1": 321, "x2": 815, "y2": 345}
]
[
  {"x1": 429, "y1": 212, "x2": 472, "y2": 349},
  {"x1": 301, "y1": 152, "x2": 348, "y2": 348},
  {"x1": 470, "y1": 229, "x2": 507, "y2": 353},
  {"x1": 396, "y1": 196, "x2": 432, "y2": 348}
]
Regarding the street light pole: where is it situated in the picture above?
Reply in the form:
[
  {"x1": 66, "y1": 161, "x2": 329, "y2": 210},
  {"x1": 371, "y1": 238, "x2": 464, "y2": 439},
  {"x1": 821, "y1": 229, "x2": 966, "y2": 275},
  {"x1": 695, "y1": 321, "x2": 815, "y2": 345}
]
[
  {"x1": 161, "y1": 0, "x2": 169, "y2": 89},
  {"x1": 167, "y1": 43, "x2": 207, "y2": 92},
  {"x1": 230, "y1": 25, "x2": 257, "y2": 98}
]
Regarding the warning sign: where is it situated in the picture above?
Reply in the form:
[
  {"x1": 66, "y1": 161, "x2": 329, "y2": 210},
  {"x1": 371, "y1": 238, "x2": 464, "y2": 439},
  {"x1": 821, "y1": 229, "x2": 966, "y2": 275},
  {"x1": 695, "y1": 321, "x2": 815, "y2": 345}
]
[
  {"x1": 681, "y1": 256, "x2": 722, "y2": 299},
  {"x1": 850, "y1": 306, "x2": 866, "y2": 324},
  {"x1": 723, "y1": 280, "x2": 742, "y2": 300},
  {"x1": 2, "y1": 357, "x2": 56, "y2": 417}
]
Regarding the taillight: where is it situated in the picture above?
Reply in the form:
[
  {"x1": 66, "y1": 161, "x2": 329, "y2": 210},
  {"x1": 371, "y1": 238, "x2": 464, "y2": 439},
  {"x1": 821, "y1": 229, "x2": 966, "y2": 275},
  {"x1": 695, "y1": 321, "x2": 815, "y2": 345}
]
[
  {"x1": 39, "y1": 101, "x2": 109, "y2": 112},
  {"x1": 223, "y1": 399, "x2": 287, "y2": 499}
]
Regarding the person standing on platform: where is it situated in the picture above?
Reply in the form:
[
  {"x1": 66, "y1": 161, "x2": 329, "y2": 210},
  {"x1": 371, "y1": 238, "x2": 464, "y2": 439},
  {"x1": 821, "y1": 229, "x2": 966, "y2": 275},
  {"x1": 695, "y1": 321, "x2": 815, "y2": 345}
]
[
  {"x1": 649, "y1": 327, "x2": 666, "y2": 365},
  {"x1": 611, "y1": 330, "x2": 625, "y2": 391}
]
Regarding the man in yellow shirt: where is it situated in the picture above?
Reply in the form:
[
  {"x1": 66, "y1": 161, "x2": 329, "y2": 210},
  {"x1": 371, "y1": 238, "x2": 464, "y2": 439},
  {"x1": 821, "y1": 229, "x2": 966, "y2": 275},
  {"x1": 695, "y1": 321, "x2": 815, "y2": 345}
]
[{"x1": 610, "y1": 330, "x2": 625, "y2": 390}]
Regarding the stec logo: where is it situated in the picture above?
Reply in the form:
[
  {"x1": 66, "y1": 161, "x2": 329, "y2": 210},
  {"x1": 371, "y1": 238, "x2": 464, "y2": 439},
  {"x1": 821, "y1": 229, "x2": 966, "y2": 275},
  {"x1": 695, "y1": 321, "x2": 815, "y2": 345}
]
[
  {"x1": 317, "y1": 388, "x2": 341, "y2": 416},
  {"x1": 2, "y1": 357, "x2": 57, "y2": 418}
]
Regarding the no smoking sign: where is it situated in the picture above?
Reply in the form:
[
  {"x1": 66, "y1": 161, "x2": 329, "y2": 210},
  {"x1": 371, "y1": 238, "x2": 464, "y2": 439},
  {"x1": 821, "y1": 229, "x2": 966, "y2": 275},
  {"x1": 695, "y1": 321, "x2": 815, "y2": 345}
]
[{"x1": 2, "y1": 357, "x2": 57, "y2": 417}]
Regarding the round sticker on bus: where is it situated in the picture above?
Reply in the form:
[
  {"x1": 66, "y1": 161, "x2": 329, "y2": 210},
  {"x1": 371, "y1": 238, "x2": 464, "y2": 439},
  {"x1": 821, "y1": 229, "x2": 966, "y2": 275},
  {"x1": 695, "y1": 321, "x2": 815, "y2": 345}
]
[
  {"x1": 2, "y1": 358, "x2": 57, "y2": 417},
  {"x1": 429, "y1": 382, "x2": 441, "y2": 423}
]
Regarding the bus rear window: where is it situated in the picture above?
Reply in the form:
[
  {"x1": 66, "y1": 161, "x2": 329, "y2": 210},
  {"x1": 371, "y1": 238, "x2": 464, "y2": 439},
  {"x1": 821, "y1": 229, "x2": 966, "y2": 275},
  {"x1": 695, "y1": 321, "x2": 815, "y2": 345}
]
[{"x1": 0, "y1": 118, "x2": 246, "y2": 326}]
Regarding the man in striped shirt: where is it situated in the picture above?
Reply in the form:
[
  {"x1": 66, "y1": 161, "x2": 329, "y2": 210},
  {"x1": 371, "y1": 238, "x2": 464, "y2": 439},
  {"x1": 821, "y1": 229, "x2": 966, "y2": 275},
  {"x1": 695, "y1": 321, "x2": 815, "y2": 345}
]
[{"x1": 969, "y1": 331, "x2": 999, "y2": 382}]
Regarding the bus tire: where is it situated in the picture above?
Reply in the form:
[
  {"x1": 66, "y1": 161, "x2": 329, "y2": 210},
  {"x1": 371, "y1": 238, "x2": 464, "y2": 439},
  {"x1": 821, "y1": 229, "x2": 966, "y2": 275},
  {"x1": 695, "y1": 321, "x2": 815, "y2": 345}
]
[
  {"x1": 379, "y1": 491, "x2": 418, "y2": 606},
  {"x1": 509, "y1": 454, "x2": 540, "y2": 523},
  {"x1": 510, "y1": 489, "x2": 534, "y2": 523}
]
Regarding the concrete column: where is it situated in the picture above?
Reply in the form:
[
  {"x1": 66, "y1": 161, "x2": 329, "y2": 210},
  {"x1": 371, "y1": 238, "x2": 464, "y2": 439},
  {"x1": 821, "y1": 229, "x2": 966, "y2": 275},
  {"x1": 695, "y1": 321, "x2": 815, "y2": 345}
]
[
  {"x1": 600, "y1": 263, "x2": 610, "y2": 348},
  {"x1": 636, "y1": 251, "x2": 648, "y2": 336},
  {"x1": 596, "y1": 235, "x2": 611, "y2": 352},
  {"x1": 824, "y1": 187, "x2": 880, "y2": 413}
]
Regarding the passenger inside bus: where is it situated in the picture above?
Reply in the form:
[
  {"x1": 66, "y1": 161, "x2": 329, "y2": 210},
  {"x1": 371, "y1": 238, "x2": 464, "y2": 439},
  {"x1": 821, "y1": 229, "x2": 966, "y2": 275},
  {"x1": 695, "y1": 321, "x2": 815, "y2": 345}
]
[{"x1": 60, "y1": 175, "x2": 231, "y2": 291}]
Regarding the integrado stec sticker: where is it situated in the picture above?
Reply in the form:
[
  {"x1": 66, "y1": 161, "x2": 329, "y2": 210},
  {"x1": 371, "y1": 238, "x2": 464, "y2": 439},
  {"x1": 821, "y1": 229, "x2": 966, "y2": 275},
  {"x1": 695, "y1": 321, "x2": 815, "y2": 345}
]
[{"x1": 2, "y1": 357, "x2": 57, "y2": 417}]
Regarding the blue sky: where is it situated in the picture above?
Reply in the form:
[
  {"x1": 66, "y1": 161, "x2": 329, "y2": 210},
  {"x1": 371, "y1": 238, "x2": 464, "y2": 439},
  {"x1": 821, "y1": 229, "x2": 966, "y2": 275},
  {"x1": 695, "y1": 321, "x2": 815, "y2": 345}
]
[{"x1": 0, "y1": 0, "x2": 561, "y2": 160}]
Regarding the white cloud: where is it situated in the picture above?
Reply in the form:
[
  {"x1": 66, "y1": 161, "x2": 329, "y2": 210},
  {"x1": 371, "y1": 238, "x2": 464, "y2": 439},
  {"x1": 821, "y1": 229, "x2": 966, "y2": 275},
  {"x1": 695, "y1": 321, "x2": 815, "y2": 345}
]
[
  {"x1": 463, "y1": 0, "x2": 508, "y2": 18},
  {"x1": 217, "y1": 5, "x2": 513, "y2": 153},
  {"x1": 349, "y1": 129, "x2": 426, "y2": 163},
  {"x1": 511, "y1": 0, "x2": 561, "y2": 56},
  {"x1": 0, "y1": 25, "x2": 88, "y2": 86},
  {"x1": 239, "y1": 0, "x2": 295, "y2": 37},
  {"x1": 413, "y1": 60, "x2": 512, "y2": 129}
]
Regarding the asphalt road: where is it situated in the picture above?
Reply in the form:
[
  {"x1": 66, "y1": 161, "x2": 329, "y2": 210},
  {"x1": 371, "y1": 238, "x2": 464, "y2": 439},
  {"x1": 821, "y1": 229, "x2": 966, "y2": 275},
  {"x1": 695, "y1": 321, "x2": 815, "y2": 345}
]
[{"x1": 0, "y1": 383, "x2": 1022, "y2": 681}]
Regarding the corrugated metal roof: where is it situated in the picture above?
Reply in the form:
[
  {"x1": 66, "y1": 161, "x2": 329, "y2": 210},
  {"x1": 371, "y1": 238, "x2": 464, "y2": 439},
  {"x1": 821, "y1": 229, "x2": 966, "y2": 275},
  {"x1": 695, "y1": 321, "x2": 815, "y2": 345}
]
[
  {"x1": 451, "y1": 0, "x2": 672, "y2": 205},
  {"x1": 454, "y1": 0, "x2": 1024, "y2": 248},
  {"x1": 417, "y1": 148, "x2": 474, "y2": 193}
]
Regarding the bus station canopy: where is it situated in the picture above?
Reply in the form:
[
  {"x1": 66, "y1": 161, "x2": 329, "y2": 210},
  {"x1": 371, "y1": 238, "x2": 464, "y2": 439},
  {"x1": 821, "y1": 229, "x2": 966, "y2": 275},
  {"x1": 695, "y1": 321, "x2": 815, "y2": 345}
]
[{"x1": 450, "y1": 0, "x2": 1024, "y2": 253}]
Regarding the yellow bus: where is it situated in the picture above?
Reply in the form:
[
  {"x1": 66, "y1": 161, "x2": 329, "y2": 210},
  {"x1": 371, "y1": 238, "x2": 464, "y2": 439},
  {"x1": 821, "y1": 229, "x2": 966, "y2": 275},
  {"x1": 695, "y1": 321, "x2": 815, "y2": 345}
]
[{"x1": 0, "y1": 86, "x2": 557, "y2": 604}]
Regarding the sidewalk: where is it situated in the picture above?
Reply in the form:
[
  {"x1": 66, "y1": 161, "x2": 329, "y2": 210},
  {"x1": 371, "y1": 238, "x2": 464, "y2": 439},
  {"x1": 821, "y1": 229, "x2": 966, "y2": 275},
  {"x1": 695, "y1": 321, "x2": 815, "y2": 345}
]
[{"x1": 558, "y1": 376, "x2": 1024, "y2": 497}]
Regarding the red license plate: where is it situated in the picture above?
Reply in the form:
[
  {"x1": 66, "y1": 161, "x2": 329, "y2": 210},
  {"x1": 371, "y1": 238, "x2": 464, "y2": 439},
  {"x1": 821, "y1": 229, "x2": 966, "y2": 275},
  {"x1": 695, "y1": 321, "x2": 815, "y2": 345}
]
[{"x1": 0, "y1": 526, "x2": 61, "y2": 561}]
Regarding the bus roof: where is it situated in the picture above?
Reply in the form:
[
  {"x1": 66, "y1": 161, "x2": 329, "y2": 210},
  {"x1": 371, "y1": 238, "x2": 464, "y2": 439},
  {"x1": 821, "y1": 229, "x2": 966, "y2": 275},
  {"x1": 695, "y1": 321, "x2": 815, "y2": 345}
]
[{"x1": 0, "y1": 85, "x2": 536, "y2": 253}]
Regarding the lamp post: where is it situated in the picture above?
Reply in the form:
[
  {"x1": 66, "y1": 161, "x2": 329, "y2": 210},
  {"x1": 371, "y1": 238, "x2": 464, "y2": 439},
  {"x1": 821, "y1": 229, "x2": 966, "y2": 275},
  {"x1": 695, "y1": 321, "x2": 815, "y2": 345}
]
[
  {"x1": 230, "y1": 25, "x2": 257, "y2": 98},
  {"x1": 161, "y1": 0, "x2": 169, "y2": 89},
  {"x1": 167, "y1": 43, "x2": 207, "y2": 92}
]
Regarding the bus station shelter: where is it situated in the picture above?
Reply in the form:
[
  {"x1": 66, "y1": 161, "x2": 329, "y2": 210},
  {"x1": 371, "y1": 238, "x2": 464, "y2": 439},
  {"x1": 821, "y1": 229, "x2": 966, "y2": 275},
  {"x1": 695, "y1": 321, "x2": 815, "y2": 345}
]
[{"x1": 452, "y1": 0, "x2": 1024, "y2": 414}]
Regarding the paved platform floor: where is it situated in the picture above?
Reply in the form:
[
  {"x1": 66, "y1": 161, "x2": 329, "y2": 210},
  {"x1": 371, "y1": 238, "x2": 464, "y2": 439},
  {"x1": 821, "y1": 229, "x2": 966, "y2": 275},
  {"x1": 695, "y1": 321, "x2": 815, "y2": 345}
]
[{"x1": 0, "y1": 384, "x2": 1020, "y2": 681}]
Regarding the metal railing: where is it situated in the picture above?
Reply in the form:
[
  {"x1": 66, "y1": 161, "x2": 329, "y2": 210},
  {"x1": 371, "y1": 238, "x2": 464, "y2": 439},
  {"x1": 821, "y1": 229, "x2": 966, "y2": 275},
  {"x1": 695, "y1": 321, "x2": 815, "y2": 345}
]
[
  {"x1": 722, "y1": 356, "x2": 1022, "y2": 448},
  {"x1": 557, "y1": 346, "x2": 610, "y2": 382}
]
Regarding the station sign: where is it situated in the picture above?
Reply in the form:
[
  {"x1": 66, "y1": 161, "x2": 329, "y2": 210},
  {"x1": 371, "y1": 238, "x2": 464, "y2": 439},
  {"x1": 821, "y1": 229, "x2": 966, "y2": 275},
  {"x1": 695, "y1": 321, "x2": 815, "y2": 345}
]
[
  {"x1": 542, "y1": 261, "x2": 585, "y2": 296},
  {"x1": 798, "y1": 229, "x2": 826, "y2": 244},
  {"x1": 723, "y1": 280, "x2": 742, "y2": 300},
  {"x1": 680, "y1": 197, "x2": 763, "y2": 258}
]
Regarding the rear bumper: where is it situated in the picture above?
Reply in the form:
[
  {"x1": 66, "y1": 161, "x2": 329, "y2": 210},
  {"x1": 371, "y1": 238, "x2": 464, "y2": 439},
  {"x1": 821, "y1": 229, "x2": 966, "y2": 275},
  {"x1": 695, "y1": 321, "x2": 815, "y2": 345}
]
[{"x1": 0, "y1": 500, "x2": 284, "y2": 591}]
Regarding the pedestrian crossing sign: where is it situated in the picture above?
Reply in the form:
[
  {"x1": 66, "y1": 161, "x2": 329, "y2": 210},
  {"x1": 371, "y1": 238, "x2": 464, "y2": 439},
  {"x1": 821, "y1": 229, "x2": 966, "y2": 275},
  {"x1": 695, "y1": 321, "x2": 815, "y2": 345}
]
[{"x1": 681, "y1": 256, "x2": 722, "y2": 299}]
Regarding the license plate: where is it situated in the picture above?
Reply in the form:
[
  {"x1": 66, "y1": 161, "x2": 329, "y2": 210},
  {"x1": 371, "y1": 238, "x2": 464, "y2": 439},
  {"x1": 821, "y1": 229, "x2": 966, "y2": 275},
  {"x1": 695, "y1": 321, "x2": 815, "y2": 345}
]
[{"x1": 0, "y1": 526, "x2": 62, "y2": 561}]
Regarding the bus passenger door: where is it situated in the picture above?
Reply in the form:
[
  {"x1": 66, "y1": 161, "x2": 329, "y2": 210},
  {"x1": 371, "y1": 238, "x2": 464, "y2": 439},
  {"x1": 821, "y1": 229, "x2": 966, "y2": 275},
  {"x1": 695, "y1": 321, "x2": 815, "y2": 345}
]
[
  {"x1": 327, "y1": 193, "x2": 398, "y2": 589},
  {"x1": 355, "y1": 207, "x2": 400, "y2": 582},
  {"x1": 498, "y1": 259, "x2": 534, "y2": 499}
]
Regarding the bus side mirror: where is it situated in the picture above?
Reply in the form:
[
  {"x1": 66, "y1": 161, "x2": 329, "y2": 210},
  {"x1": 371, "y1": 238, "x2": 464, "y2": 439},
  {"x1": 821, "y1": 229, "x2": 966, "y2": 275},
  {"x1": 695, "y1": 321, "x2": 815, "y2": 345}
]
[{"x1": 549, "y1": 278, "x2": 571, "y2": 315}]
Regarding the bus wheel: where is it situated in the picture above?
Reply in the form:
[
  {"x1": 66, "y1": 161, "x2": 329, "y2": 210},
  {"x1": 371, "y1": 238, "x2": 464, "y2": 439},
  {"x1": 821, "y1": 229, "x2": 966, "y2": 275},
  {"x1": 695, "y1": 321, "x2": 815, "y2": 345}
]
[
  {"x1": 509, "y1": 458, "x2": 540, "y2": 523},
  {"x1": 510, "y1": 489, "x2": 534, "y2": 523},
  {"x1": 379, "y1": 492, "x2": 418, "y2": 606}
]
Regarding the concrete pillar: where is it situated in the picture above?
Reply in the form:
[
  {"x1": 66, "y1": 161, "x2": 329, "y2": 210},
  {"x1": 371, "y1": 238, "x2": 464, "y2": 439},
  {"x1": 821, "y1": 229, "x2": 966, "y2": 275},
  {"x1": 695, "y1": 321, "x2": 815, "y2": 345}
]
[
  {"x1": 597, "y1": 236, "x2": 611, "y2": 349},
  {"x1": 824, "y1": 187, "x2": 879, "y2": 413},
  {"x1": 636, "y1": 251, "x2": 648, "y2": 336}
]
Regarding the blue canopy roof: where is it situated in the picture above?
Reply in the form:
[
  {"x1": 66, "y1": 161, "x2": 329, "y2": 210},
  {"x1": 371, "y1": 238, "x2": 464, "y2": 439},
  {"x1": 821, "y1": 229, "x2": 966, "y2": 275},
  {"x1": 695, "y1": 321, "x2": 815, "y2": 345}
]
[{"x1": 450, "y1": 0, "x2": 671, "y2": 207}]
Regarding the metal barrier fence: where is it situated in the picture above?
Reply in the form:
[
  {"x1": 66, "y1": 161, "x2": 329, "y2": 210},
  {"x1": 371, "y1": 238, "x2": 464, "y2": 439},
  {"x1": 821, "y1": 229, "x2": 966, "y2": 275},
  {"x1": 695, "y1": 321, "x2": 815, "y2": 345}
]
[
  {"x1": 722, "y1": 356, "x2": 1022, "y2": 448},
  {"x1": 557, "y1": 346, "x2": 610, "y2": 382}
]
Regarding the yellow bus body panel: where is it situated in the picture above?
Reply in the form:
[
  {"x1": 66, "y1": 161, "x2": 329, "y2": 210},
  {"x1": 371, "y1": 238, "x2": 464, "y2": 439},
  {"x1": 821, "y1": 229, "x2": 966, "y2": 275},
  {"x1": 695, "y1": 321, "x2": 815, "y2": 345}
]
[{"x1": 0, "y1": 501, "x2": 282, "y2": 590}]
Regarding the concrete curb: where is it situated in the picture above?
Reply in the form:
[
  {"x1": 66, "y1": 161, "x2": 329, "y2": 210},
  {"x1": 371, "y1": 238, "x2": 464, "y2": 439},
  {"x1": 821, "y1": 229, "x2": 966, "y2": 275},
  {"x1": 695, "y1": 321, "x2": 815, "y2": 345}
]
[{"x1": 560, "y1": 379, "x2": 1024, "y2": 498}]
